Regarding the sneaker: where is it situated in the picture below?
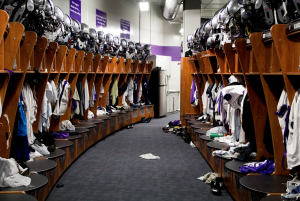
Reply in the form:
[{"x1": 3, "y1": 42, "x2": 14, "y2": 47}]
[
  {"x1": 31, "y1": 144, "x2": 50, "y2": 155},
  {"x1": 162, "y1": 127, "x2": 169, "y2": 133},
  {"x1": 146, "y1": 117, "x2": 152, "y2": 123},
  {"x1": 140, "y1": 117, "x2": 146, "y2": 123},
  {"x1": 215, "y1": 177, "x2": 223, "y2": 188},
  {"x1": 211, "y1": 181, "x2": 221, "y2": 195}
]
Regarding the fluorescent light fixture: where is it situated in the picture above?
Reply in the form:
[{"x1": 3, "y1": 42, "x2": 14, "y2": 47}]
[{"x1": 139, "y1": 2, "x2": 149, "y2": 11}]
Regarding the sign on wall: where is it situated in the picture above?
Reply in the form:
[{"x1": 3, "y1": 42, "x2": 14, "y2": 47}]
[
  {"x1": 96, "y1": 9, "x2": 107, "y2": 29},
  {"x1": 70, "y1": 0, "x2": 81, "y2": 23},
  {"x1": 120, "y1": 19, "x2": 130, "y2": 39}
]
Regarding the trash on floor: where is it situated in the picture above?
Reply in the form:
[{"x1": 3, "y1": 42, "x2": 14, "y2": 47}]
[
  {"x1": 190, "y1": 142, "x2": 196, "y2": 148},
  {"x1": 197, "y1": 172, "x2": 219, "y2": 184},
  {"x1": 139, "y1": 153, "x2": 160, "y2": 160}
]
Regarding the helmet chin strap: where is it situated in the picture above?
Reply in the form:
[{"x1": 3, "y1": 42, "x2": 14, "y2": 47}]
[
  {"x1": 274, "y1": 8, "x2": 278, "y2": 24},
  {"x1": 282, "y1": 0, "x2": 288, "y2": 17}
]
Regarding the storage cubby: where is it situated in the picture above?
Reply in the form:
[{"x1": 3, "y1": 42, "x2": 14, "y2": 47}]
[
  {"x1": 235, "y1": 38, "x2": 273, "y2": 160},
  {"x1": 250, "y1": 32, "x2": 288, "y2": 175}
]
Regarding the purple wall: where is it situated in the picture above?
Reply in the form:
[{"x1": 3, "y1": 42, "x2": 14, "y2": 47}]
[{"x1": 151, "y1": 45, "x2": 181, "y2": 61}]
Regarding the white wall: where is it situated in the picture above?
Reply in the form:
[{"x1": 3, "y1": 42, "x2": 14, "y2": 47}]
[
  {"x1": 183, "y1": 9, "x2": 201, "y2": 54},
  {"x1": 53, "y1": 0, "x2": 181, "y2": 107},
  {"x1": 52, "y1": 0, "x2": 140, "y2": 42}
]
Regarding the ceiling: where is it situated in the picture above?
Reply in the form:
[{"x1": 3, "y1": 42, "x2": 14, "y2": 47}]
[
  {"x1": 125, "y1": 0, "x2": 230, "y2": 19},
  {"x1": 126, "y1": 0, "x2": 165, "y2": 6},
  {"x1": 201, "y1": 0, "x2": 230, "y2": 19}
]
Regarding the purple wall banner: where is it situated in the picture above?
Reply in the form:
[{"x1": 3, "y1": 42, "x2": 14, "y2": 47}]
[
  {"x1": 96, "y1": 9, "x2": 107, "y2": 29},
  {"x1": 120, "y1": 19, "x2": 130, "y2": 39},
  {"x1": 70, "y1": 0, "x2": 81, "y2": 23}
]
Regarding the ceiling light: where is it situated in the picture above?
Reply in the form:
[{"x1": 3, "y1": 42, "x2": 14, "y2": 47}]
[{"x1": 139, "y1": 2, "x2": 149, "y2": 11}]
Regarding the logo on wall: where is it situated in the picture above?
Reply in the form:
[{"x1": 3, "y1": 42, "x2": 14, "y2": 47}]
[
  {"x1": 96, "y1": 9, "x2": 107, "y2": 30},
  {"x1": 120, "y1": 19, "x2": 130, "y2": 40},
  {"x1": 70, "y1": 0, "x2": 81, "y2": 23}
]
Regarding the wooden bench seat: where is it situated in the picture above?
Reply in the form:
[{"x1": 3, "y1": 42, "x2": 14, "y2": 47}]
[{"x1": 240, "y1": 175, "x2": 289, "y2": 200}]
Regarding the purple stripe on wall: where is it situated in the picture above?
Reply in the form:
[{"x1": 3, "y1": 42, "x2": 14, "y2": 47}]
[
  {"x1": 163, "y1": 46, "x2": 181, "y2": 61},
  {"x1": 151, "y1": 45, "x2": 164, "y2": 55},
  {"x1": 151, "y1": 45, "x2": 181, "y2": 61}
]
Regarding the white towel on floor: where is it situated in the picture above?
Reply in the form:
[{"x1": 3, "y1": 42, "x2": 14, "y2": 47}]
[{"x1": 139, "y1": 153, "x2": 160, "y2": 160}]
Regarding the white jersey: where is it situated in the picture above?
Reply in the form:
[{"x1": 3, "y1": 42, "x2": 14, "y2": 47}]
[{"x1": 287, "y1": 89, "x2": 300, "y2": 170}]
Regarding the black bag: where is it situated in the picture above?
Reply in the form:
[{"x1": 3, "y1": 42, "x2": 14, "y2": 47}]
[{"x1": 35, "y1": 132, "x2": 56, "y2": 152}]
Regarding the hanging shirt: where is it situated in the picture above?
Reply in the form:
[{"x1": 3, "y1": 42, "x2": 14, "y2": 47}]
[
  {"x1": 110, "y1": 77, "x2": 118, "y2": 106},
  {"x1": 202, "y1": 81, "x2": 209, "y2": 114},
  {"x1": 122, "y1": 85, "x2": 129, "y2": 107},
  {"x1": 100, "y1": 80, "x2": 104, "y2": 98},
  {"x1": 52, "y1": 80, "x2": 71, "y2": 116},
  {"x1": 71, "y1": 86, "x2": 80, "y2": 119},
  {"x1": 90, "y1": 84, "x2": 96, "y2": 107},
  {"x1": 138, "y1": 83, "x2": 142, "y2": 103},
  {"x1": 190, "y1": 78, "x2": 198, "y2": 107},
  {"x1": 22, "y1": 83, "x2": 37, "y2": 144},
  {"x1": 276, "y1": 87, "x2": 290, "y2": 140},
  {"x1": 76, "y1": 81, "x2": 84, "y2": 117},
  {"x1": 84, "y1": 79, "x2": 89, "y2": 111},
  {"x1": 133, "y1": 77, "x2": 138, "y2": 104},
  {"x1": 221, "y1": 85, "x2": 245, "y2": 142},
  {"x1": 127, "y1": 77, "x2": 134, "y2": 103},
  {"x1": 287, "y1": 89, "x2": 300, "y2": 170},
  {"x1": 38, "y1": 82, "x2": 54, "y2": 132}
]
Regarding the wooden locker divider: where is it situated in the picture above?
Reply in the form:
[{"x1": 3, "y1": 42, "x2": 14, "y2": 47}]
[
  {"x1": 0, "y1": 28, "x2": 36, "y2": 159},
  {"x1": 196, "y1": 53, "x2": 208, "y2": 107},
  {"x1": 125, "y1": 60, "x2": 138, "y2": 106},
  {"x1": 180, "y1": 57, "x2": 201, "y2": 125},
  {"x1": 82, "y1": 53, "x2": 97, "y2": 119},
  {"x1": 59, "y1": 48, "x2": 77, "y2": 122},
  {"x1": 68, "y1": 50, "x2": 85, "y2": 125},
  {"x1": 0, "y1": 13, "x2": 14, "y2": 113},
  {"x1": 87, "y1": 54, "x2": 101, "y2": 116},
  {"x1": 117, "y1": 59, "x2": 131, "y2": 106},
  {"x1": 4, "y1": 23, "x2": 24, "y2": 71},
  {"x1": 271, "y1": 24, "x2": 300, "y2": 172},
  {"x1": 188, "y1": 56, "x2": 203, "y2": 113},
  {"x1": 234, "y1": 38, "x2": 273, "y2": 161},
  {"x1": 49, "y1": 44, "x2": 67, "y2": 132},
  {"x1": 214, "y1": 49, "x2": 230, "y2": 86},
  {"x1": 92, "y1": 56, "x2": 108, "y2": 114},
  {"x1": 136, "y1": 61, "x2": 146, "y2": 101},
  {"x1": 271, "y1": 24, "x2": 298, "y2": 104},
  {"x1": 31, "y1": 38, "x2": 51, "y2": 133},
  {"x1": 250, "y1": 32, "x2": 288, "y2": 175},
  {"x1": 82, "y1": 52, "x2": 94, "y2": 120}
]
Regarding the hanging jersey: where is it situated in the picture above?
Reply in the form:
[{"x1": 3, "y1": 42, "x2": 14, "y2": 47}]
[{"x1": 287, "y1": 89, "x2": 300, "y2": 170}]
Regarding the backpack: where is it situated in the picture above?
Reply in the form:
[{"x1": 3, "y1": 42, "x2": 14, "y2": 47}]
[{"x1": 53, "y1": 80, "x2": 71, "y2": 116}]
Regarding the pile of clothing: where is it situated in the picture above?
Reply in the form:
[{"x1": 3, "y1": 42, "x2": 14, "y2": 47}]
[
  {"x1": 0, "y1": 157, "x2": 31, "y2": 188},
  {"x1": 162, "y1": 121, "x2": 192, "y2": 144},
  {"x1": 212, "y1": 142, "x2": 257, "y2": 161},
  {"x1": 281, "y1": 173, "x2": 300, "y2": 200},
  {"x1": 59, "y1": 120, "x2": 75, "y2": 131},
  {"x1": 196, "y1": 75, "x2": 257, "y2": 153},
  {"x1": 239, "y1": 159, "x2": 275, "y2": 175}
]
